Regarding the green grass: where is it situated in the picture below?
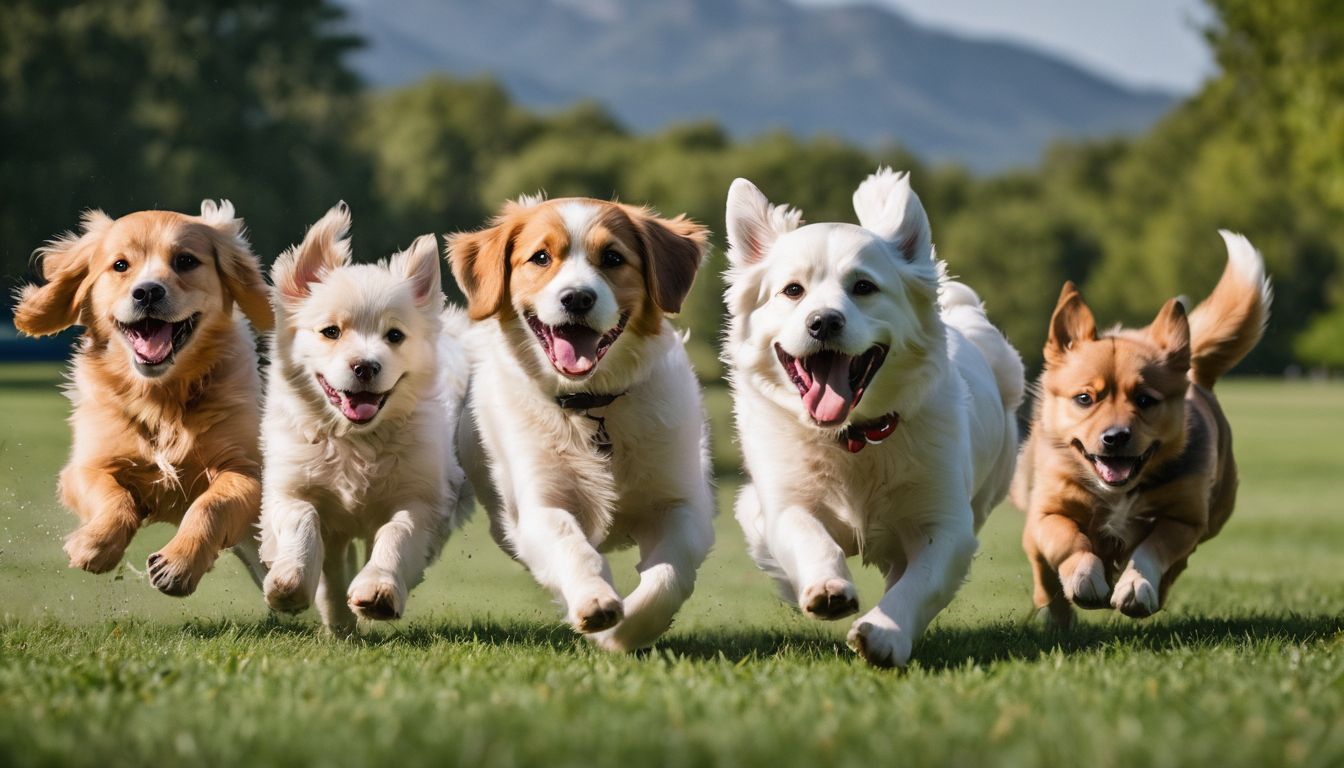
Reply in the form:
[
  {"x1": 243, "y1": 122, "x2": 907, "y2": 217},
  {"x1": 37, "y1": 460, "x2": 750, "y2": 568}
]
[{"x1": 1, "y1": 363, "x2": 1342, "y2": 767}]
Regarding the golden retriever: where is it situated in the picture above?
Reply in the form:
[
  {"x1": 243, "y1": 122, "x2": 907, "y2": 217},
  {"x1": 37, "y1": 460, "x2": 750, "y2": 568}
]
[{"x1": 13, "y1": 201, "x2": 272, "y2": 596}]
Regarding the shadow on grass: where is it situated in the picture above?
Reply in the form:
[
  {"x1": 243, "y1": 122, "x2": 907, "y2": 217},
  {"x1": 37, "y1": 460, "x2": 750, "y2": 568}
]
[{"x1": 164, "y1": 609, "x2": 1344, "y2": 670}]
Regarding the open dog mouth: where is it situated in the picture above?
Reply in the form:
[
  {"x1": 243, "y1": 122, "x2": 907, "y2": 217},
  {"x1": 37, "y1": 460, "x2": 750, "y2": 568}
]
[
  {"x1": 1074, "y1": 440, "x2": 1160, "y2": 487},
  {"x1": 116, "y1": 314, "x2": 200, "y2": 368},
  {"x1": 526, "y1": 313, "x2": 629, "y2": 378},
  {"x1": 776, "y1": 343, "x2": 889, "y2": 427},
  {"x1": 317, "y1": 374, "x2": 392, "y2": 425}
]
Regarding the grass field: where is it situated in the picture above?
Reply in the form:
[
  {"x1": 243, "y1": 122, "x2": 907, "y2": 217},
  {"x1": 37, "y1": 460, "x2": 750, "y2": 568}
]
[{"x1": 1, "y1": 363, "x2": 1341, "y2": 767}]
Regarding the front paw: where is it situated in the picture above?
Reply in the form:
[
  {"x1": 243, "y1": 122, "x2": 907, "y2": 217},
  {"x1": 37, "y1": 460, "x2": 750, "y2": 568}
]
[
  {"x1": 64, "y1": 527, "x2": 128, "y2": 574},
  {"x1": 146, "y1": 543, "x2": 215, "y2": 597},
  {"x1": 1060, "y1": 552, "x2": 1110, "y2": 609},
  {"x1": 847, "y1": 611, "x2": 912, "y2": 669},
  {"x1": 347, "y1": 567, "x2": 405, "y2": 621},
  {"x1": 264, "y1": 558, "x2": 316, "y2": 613},
  {"x1": 1111, "y1": 567, "x2": 1159, "y2": 618},
  {"x1": 570, "y1": 585, "x2": 624, "y2": 634},
  {"x1": 800, "y1": 579, "x2": 859, "y2": 620}
]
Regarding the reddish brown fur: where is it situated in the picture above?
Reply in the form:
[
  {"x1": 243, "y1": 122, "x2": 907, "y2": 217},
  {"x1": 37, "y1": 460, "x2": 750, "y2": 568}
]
[
  {"x1": 13, "y1": 208, "x2": 272, "y2": 595},
  {"x1": 1014, "y1": 269, "x2": 1263, "y2": 624},
  {"x1": 447, "y1": 198, "x2": 706, "y2": 336}
]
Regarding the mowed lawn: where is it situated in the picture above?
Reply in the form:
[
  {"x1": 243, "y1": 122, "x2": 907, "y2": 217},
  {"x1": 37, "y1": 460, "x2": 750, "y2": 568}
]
[{"x1": 0, "y1": 363, "x2": 1341, "y2": 767}]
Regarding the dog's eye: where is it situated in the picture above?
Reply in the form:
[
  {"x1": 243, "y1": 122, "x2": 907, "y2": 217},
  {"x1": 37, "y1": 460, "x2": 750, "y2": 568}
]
[
  {"x1": 601, "y1": 249, "x2": 624, "y2": 268},
  {"x1": 852, "y1": 279, "x2": 878, "y2": 296},
  {"x1": 386, "y1": 329, "x2": 405, "y2": 344},
  {"x1": 112, "y1": 259, "x2": 129, "y2": 273},
  {"x1": 1135, "y1": 393, "x2": 1160, "y2": 408},
  {"x1": 782, "y1": 283, "x2": 805, "y2": 299},
  {"x1": 530, "y1": 250, "x2": 551, "y2": 267},
  {"x1": 1074, "y1": 393, "x2": 1094, "y2": 407},
  {"x1": 173, "y1": 253, "x2": 200, "y2": 271},
  {"x1": 320, "y1": 326, "x2": 341, "y2": 340}
]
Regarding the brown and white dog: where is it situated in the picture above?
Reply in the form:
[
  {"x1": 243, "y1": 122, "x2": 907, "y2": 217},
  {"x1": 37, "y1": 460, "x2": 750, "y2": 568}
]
[
  {"x1": 13, "y1": 202, "x2": 272, "y2": 595},
  {"x1": 1013, "y1": 231, "x2": 1271, "y2": 625},
  {"x1": 448, "y1": 194, "x2": 714, "y2": 651}
]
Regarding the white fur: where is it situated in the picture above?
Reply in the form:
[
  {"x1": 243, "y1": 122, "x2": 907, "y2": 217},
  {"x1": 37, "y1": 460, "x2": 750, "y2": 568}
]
[
  {"x1": 259, "y1": 204, "x2": 470, "y2": 634},
  {"x1": 724, "y1": 169, "x2": 1025, "y2": 668},
  {"x1": 456, "y1": 204, "x2": 715, "y2": 652}
]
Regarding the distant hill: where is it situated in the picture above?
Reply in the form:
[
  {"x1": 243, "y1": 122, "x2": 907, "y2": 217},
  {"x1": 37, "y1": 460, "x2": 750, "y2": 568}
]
[{"x1": 337, "y1": 0, "x2": 1177, "y2": 171}]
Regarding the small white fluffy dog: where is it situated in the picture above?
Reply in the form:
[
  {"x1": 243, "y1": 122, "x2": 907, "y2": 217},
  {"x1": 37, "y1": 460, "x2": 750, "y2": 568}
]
[
  {"x1": 259, "y1": 203, "x2": 470, "y2": 634},
  {"x1": 448, "y1": 195, "x2": 715, "y2": 651},
  {"x1": 724, "y1": 169, "x2": 1025, "y2": 668}
]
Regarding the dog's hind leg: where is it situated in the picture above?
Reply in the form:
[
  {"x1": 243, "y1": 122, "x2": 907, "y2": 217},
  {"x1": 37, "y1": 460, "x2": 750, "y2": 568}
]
[
  {"x1": 230, "y1": 533, "x2": 267, "y2": 591},
  {"x1": 316, "y1": 538, "x2": 357, "y2": 635},
  {"x1": 590, "y1": 499, "x2": 714, "y2": 652}
]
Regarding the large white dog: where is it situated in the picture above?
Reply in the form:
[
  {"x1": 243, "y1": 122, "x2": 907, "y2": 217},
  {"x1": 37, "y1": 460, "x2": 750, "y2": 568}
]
[
  {"x1": 724, "y1": 169, "x2": 1024, "y2": 668},
  {"x1": 259, "y1": 203, "x2": 471, "y2": 634}
]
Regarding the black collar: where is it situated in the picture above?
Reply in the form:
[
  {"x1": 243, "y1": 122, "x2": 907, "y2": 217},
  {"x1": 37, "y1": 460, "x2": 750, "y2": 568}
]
[
  {"x1": 840, "y1": 412, "x2": 900, "y2": 454},
  {"x1": 554, "y1": 391, "x2": 624, "y2": 410},
  {"x1": 554, "y1": 391, "x2": 625, "y2": 456}
]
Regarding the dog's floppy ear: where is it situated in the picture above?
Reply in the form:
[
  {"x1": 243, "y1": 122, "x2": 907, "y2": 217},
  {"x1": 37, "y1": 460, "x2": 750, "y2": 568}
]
[
  {"x1": 13, "y1": 210, "x2": 114, "y2": 336},
  {"x1": 199, "y1": 199, "x2": 273, "y2": 332},
  {"x1": 627, "y1": 206, "x2": 707, "y2": 314},
  {"x1": 1148, "y1": 297, "x2": 1191, "y2": 372},
  {"x1": 447, "y1": 207, "x2": 520, "y2": 321},
  {"x1": 1045, "y1": 281, "x2": 1097, "y2": 366},
  {"x1": 853, "y1": 167, "x2": 932, "y2": 264},
  {"x1": 725, "y1": 177, "x2": 801, "y2": 268},
  {"x1": 390, "y1": 234, "x2": 443, "y2": 311},
  {"x1": 273, "y1": 202, "x2": 353, "y2": 306}
]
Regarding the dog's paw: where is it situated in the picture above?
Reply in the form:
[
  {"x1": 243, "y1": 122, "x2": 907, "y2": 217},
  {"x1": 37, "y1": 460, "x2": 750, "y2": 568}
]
[
  {"x1": 846, "y1": 611, "x2": 912, "y2": 669},
  {"x1": 1061, "y1": 552, "x2": 1110, "y2": 609},
  {"x1": 800, "y1": 579, "x2": 859, "y2": 621},
  {"x1": 1111, "y1": 566, "x2": 1159, "y2": 618},
  {"x1": 146, "y1": 544, "x2": 214, "y2": 597},
  {"x1": 64, "y1": 527, "x2": 128, "y2": 574},
  {"x1": 570, "y1": 587, "x2": 624, "y2": 634},
  {"x1": 264, "y1": 559, "x2": 315, "y2": 613},
  {"x1": 347, "y1": 568, "x2": 405, "y2": 621}
]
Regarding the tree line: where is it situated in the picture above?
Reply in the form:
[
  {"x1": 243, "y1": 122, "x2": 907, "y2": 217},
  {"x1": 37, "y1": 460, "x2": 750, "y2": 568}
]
[{"x1": 3, "y1": 0, "x2": 1341, "y2": 375}]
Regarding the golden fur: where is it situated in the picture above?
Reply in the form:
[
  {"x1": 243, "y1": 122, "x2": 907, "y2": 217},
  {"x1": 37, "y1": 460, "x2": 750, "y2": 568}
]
[
  {"x1": 1013, "y1": 233, "x2": 1271, "y2": 624},
  {"x1": 13, "y1": 202, "x2": 272, "y2": 596}
]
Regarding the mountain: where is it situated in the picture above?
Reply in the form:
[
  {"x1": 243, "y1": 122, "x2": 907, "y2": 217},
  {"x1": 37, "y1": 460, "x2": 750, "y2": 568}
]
[{"x1": 337, "y1": 0, "x2": 1177, "y2": 171}]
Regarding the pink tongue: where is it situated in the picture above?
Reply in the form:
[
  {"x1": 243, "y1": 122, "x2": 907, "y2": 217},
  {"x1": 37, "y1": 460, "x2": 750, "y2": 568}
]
[
  {"x1": 801, "y1": 353, "x2": 854, "y2": 426},
  {"x1": 1096, "y1": 458, "x2": 1134, "y2": 484},
  {"x1": 128, "y1": 322, "x2": 173, "y2": 364},
  {"x1": 550, "y1": 325, "x2": 601, "y2": 376},
  {"x1": 342, "y1": 392, "x2": 382, "y2": 422}
]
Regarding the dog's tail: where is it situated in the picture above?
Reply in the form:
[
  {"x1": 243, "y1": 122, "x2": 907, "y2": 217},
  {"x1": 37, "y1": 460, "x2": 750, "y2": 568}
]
[
  {"x1": 940, "y1": 280, "x2": 1026, "y2": 411},
  {"x1": 1187, "y1": 231, "x2": 1272, "y2": 389}
]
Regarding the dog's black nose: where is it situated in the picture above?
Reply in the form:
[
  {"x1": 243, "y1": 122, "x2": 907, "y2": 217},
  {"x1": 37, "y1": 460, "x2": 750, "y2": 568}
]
[
  {"x1": 351, "y1": 360, "x2": 381, "y2": 383},
  {"x1": 131, "y1": 282, "x2": 166, "y2": 308},
  {"x1": 1101, "y1": 427, "x2": 1131, "y2": 449},
  {"x1": 807, "y1": 309, "x2": 846, "y2": 341},
  {"x1": 559, "y1": 288, "x2": 596, "y2": 315}
]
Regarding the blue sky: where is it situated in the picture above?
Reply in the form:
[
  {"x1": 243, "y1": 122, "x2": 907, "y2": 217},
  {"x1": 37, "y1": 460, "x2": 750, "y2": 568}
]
[{"x1": 799, "y1": 0, "x2": 1216, "y2": 93}]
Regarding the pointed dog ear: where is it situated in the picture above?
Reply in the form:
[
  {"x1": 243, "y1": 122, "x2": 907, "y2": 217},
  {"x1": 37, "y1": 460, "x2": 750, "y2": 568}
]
[
  {"x1": 852, "y1": 167, "x2": 932, "y2": 264},
  {"x1": 390, "y1": 234, "x2": 443, "y2": 310},
  {"x1": 13, "y1": 210, "x2": 114, "y2": 337},
  {"x1": 447, "y1": 206, "x2": 522, "y2": 321},
  {"x1": 725, "y1": 177, "x2": 801, "y2": 268},
  {"x1": 625, "y1": 206, "x2": 707, "y2": 314},
  {"x1": 199, "y1": 200, "x2": 273, "y2": 332},
  {"x1": 273, "y1": 202, "x2": 353, "y2": 307},
  {"x1": 1148, "y1": 297, "x2": 1191, "y2": 372},
  {"x1": 1045, "y1": 281, "x2": 1097, "y2": 367}
]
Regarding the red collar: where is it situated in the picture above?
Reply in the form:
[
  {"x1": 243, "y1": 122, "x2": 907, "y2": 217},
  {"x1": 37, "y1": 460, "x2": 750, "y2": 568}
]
[{"x1": 840, "y1": 412, "x2": 900, "y2": 453}]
